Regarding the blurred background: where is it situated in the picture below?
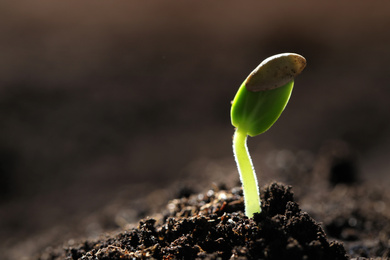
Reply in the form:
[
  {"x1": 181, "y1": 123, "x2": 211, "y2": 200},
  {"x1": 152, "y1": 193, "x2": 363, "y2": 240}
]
[{"x1": 1, "y1": 1, "x2": 390, "y2": 259}]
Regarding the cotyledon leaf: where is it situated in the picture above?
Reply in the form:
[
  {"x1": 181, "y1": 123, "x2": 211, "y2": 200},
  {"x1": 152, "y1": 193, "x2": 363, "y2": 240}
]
[
  {"x1": 231, "y1": 80, "x2": 294, "y2": 136},
  {"x1": 231, "y1": 53, "x2": 306, "y2": 136}
]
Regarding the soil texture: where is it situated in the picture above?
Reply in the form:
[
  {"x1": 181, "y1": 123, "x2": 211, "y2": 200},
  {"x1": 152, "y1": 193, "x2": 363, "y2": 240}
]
[{"x1": 37, "y1": 183, "x2": 347, "y2": 260}]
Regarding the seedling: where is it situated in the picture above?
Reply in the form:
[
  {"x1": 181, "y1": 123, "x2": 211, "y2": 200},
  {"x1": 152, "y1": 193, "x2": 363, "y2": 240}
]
[{"x1": 231, "y1": 53, "x2": 306, "y2": 217}]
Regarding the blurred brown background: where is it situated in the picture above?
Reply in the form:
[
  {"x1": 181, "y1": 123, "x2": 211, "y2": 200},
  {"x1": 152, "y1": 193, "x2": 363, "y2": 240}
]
[{"x1": 1, "y1": 1, "x2": 390, "y2": 259}]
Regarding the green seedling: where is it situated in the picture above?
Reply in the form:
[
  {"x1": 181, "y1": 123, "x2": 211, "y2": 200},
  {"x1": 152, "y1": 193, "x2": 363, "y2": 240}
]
[{"x1": 231, "y1": 53, "x2": 306, "y2": 217}]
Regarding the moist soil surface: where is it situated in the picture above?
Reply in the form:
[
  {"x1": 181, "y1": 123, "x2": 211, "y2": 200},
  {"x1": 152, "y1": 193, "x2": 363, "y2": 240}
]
[{"x1": 37, "y1": 183, "x2": 347, "y2": 260}]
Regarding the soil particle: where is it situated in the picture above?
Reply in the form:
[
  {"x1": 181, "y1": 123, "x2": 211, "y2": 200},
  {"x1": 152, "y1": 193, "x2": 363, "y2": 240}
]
[{"x1": 37, "y1": 182, "x2": 347, "y2": 260}]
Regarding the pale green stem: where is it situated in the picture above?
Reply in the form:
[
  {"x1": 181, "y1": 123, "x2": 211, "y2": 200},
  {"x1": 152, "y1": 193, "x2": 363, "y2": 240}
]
[{"x1": 233, "y1": 127, "x2": 261, "y2": 217}]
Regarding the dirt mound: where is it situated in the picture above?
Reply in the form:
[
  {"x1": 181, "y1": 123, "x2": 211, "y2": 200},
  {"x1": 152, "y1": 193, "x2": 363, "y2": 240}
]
[{"x1": 38, "y1": 183, "x2": 347, "y2": 260}]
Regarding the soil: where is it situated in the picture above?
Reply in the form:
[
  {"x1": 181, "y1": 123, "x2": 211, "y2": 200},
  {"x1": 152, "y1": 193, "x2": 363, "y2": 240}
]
[
  {"x1": 32, "y1": 150, "x2": 390, "y2": 260},
  {"x1": 36, "y1": 183, "x2": 348, "y2": 260},
  {"x1": 4, "y1": 138, "x2": 390, "y2": 260}
]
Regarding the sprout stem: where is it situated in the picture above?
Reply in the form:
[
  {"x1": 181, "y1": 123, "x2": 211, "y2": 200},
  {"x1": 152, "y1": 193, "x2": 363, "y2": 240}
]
[{"x1": 233, "y1": 127, "x2": 261, "y2": 217}]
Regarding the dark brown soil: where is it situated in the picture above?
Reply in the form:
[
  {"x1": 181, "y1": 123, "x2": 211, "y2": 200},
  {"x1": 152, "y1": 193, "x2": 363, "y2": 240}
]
[{"x1": 37, "y1": 183, "x2": 347, "y2": 260}]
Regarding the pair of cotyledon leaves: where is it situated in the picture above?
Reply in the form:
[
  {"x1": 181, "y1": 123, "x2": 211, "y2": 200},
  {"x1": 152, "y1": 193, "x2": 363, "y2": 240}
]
[{"x1": 231, "y1": 53, "x2": 306, "y2": 137}]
